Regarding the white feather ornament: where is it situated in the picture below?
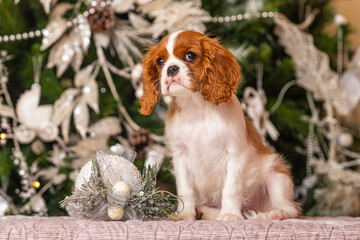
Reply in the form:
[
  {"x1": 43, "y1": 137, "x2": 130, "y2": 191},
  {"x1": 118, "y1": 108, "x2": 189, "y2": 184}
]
[
  {"x1": 88, "y1": 117, "x2": 122, "y2": 137},
  {"x1": 73, "y1": 100, "x2": 89, "y2": 139},
  {"x1": 46, "y1": 21, "x2": 91, "y2": 77},
  {"x1": 74, "y1": 65, "x2": 93, "y2": 87},
  {"x1": 41, "y1": 3, "x2": 73, "y2": 51},
  {"x1": 111, "y1": 0, "x2": 134, "y2": 13},
  {"x1": 46, "y1": 35, "x2": 75, "y2": 77},
  {"x1": 51, "y1": 88, "x2": 79, "y2": 126},
  {"x1": 61, "y1": 114, "x2": 71, "y2": 143},
  {"x1": 83, "y1": 78, "x2": 99, "y2": 114},
  {"x1": 138, "y1": 0, "x2": 210, "y2": 39}
]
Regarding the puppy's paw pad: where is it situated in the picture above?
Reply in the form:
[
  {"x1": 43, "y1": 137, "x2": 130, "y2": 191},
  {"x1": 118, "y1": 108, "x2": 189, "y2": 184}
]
[
  {"x1": 216, "y1": 213, "x2": 243, "y2": 221},
  {"x1": 267, "y1": 210, "x2": 289, "y2": 220}
]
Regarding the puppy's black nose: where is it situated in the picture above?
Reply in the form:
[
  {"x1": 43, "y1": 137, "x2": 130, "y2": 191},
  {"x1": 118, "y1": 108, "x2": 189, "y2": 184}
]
[{"x1": 167, "y1": 65, "x2": 179, "y2": 77}]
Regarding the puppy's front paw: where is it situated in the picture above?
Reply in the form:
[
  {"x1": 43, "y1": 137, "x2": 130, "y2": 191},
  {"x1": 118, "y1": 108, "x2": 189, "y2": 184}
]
[
  {"x1": 173, "y1": 211, "x2": 196, "y2": 221},
  {"x1": 216, "y1": 213, "x2": 244, "y2": 221},
  {"x1": 267, "y1": 210, "x2": 289, "y2": 220}
]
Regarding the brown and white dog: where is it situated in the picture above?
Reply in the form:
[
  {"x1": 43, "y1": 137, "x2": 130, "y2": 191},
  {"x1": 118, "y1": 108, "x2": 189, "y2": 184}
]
[{"x1": 139, "y1": 30, "x2": 300, "y2": 221}]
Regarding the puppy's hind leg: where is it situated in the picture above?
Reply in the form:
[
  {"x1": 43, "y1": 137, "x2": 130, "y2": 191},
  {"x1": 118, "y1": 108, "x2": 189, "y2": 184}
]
[
  {"x1": 264, "y1": 165, "x2": 301, "y2": 220},
  {"x1": 247, "y1": 156, "x2": 301, "y2": 220}
]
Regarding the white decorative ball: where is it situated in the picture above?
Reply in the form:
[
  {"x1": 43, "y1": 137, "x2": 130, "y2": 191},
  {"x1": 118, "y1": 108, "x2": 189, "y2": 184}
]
[
  {"x1": 338, "y1": 132, "x2": 353, "y2": 147},
  {"x1": 112, "y1": 181, "x2": 131, "y2": 199},
  {"x1": 75, "y1": 150, "x2": 141, "y2": 190},
  {"x1": 107, "y1": 207, "x2": 124, "y2": 220},
  {"x1": 334, "y1": 14, "x2": 347, "y2": 26}
]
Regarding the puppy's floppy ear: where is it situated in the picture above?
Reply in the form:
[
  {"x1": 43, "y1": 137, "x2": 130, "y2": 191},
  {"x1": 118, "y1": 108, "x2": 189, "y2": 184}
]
[
  {"x1": 199, "y1": 36, "x2": 241, "y2": 105},
  {"x1": 139, "y1": 47, "x2": 160, "y2": 115}
]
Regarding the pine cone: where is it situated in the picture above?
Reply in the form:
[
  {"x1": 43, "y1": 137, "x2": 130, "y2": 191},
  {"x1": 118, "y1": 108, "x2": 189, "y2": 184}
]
[
  {"x1": 129, "y1": 129, "x2": 153, "y2": 156},
  {"x1": 87, "y1": 6, "x2": 115, "y2": 33}
]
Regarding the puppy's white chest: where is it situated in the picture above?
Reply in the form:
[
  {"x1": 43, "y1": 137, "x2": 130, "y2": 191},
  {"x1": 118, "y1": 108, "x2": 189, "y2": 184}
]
[{"x1": 168, "y1": 111, "x2": 225, "y2": 154}]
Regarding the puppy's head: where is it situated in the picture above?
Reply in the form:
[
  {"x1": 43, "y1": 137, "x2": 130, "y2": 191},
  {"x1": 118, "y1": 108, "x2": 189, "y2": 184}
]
[{"x1": 139, "y1": 30, "x2": 241, "y2": 115}]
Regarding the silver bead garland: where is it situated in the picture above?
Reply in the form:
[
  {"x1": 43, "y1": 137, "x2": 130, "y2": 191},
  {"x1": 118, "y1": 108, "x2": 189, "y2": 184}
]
[
  {"x1": 210, "y1": 11, "x2": 277, "y2": 23},
  {"x1": 0, "y1": 7, "x2": 278, "y2": 43},
  {"x1": 0, "y1": 0, "x2": 112, "y2": 43}
]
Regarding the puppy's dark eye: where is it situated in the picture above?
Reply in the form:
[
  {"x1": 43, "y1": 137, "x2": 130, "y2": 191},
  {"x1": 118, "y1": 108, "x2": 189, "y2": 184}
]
[
  {"x1": 185, "y1": 52, "x2": 197, "y2": 61},
  {"x1": 157, "y1": 58, "x2": 164, "y2": 67}
]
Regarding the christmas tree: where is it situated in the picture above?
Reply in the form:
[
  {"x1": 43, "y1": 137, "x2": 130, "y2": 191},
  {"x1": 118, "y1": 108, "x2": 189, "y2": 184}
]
[{"x1": 0, "y1": 0, "x2": 359, "y2": 217}]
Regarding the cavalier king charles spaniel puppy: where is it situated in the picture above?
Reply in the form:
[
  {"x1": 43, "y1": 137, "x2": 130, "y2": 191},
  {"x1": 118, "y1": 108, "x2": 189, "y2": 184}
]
[{"x1": 139, "y1": 30, "x2": 300, "y2": 221}]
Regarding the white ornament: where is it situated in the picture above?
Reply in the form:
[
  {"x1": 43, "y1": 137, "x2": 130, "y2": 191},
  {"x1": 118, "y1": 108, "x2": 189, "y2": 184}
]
[
  {"x1": 16, "y1": 83, "x2": 53, "y2": 130},
  {"x1": 138, "y1": 0, "x2": 211, "y2": 39},
  {"x1": 246, "y1": 0, "x2": 263, "y2": 13},
  {"x1": 73, "y1": 101, "x2": 89, "y2": 139},
  {"x1": 144, "y1": 144, "x2": 166, "y2": 172},
  {"x1": 30, "y1": 195, "x2": 47, "y2": 213},
  {"x1": 38, "y1": 122, "x2": 59, "y2": 142},
  {"x1": 112, "y1": 181, "x2": 131, "y2": 199},
  {"x1": 46, "y1": 19, "x2": 91, "y2": 77},
  {"x1": 242, "y1": 87, "x2": 279, "y2": 141},
  {"x1": 70, "y1": 136, "x2": 109, "y2": 169},
  {"x1": 334, "y1": 14, "x2": 347, "y2": 26},
  {"x1": 339, "y1": 70, "x2": 360, "y2": 111},
  {"x1": 339, "y1": 46, "x2": 360, "y2": 112},
  {"x1": 41, "y1": 3, "x2": 72, "y2": 50},
  {"x1": 338, "y1": 132, "x2": 353, "y2": 147},
  {"x1": 88, "y1": 117, "x2": 122, "y2": 137},
  {"x1": 75, "y1": 65, "x2": 93, "y2": 87},
  {"x1": 40, "y1": 0, "x2": 60, "y2": 14},
  {"x1": 0, "y1": 195, "x2": 9, "y2": 216},
  {"x1": 107, "y1": 206, "x2": 124, "y2": 220},
  {"x1": 275, "y1": 14, "x2": 351, "y2": 116},
  {"x1": 83, "y1": 78, "x2": 99, "y2": 114},
  {"x1": 31, "y1": 140, "x2": 45, "y2": 155},
  {"x1": 16, "y1": 83, "x2": 59, "y2": 143},
  {"x1": 0, "y1": 104, "x2": 15, "y2": 119},
  {"x1": 93, "y1": 32, "x2": 110, "y2": 49},
  {"x1": 131, "y1": 64, "x2": 144, "y2": 99},
  {"x1": 112, "y1": 0, "x2": 134, "y2": 13},
  {"x1": 74, "y1": 150, "x2": 141, "y2": 190},
  {"x1": 14, "y1": 125, "x2": 36, "y2": 144},
  {"x1": 51, "y1": 88, "x2": 79, "y2": 126}
]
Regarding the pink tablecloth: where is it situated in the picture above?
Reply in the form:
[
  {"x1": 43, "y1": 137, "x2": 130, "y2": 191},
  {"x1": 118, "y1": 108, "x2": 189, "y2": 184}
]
[{"x1": 1, "y1": 216, "x2": 360, "y2": 239}]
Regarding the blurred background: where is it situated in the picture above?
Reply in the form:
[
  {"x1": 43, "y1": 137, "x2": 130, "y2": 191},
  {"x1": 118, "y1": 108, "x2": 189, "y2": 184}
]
[{"x1": 0, "y1": 0, "x2": 360, "y2": 217}]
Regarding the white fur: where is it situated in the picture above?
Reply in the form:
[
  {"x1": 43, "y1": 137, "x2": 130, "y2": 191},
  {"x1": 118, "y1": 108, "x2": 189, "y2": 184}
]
[
  {"x1": 161, "y1": 31, "x2": 193, "y2": 97},
  {"x1": 160, "y1": 32, "x2": 299, "y2": 221}
]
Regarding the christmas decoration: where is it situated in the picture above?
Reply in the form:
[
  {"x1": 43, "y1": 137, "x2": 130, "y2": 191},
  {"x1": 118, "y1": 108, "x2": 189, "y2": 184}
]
[
  {"x1": 129, "y1": 128, "x2": 153, "y2": 156},
  {"x1": 243, "y1": 86, "x2": 279, "y2": 140},
  {"x1": 275, "y1": 13, "x2": 360, "y2": 216},
  {"x1": 61, "y1": 148, "x2": 182, "y2": 221},
  {"x1": 274, "y1": 13, "x2": 351, "y2": 116},
  {"x1": 0, "y1": 193, "x2": 9, "y2": 216},
  {"x1": 0, "y1": 0, "x2": 359, "y2": 218},
  {"x1": 339, "y1": 46, "x2": 360, "y2": 112}
]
